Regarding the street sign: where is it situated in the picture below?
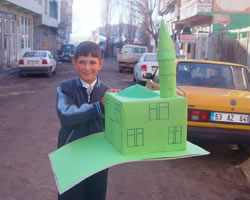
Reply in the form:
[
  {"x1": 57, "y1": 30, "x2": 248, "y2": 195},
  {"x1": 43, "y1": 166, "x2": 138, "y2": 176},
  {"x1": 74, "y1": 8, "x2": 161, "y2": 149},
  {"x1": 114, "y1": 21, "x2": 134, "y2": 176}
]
[{"x1": 180, "y1": 34, "x2": 196, "y2": 43}]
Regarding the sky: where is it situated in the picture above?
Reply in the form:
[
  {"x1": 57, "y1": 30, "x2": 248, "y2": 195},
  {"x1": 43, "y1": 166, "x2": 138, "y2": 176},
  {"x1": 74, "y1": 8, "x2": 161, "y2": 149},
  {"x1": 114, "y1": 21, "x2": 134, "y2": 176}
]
[{"x1": 71, "y1": 0, "x2": 102, "y2": 38}]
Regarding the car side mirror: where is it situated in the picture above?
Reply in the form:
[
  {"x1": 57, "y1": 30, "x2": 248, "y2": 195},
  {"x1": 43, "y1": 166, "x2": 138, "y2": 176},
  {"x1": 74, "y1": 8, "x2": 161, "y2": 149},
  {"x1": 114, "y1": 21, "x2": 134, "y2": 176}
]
[{"x1": 143, "y1": 73, "x2": 153, "y2": 79}]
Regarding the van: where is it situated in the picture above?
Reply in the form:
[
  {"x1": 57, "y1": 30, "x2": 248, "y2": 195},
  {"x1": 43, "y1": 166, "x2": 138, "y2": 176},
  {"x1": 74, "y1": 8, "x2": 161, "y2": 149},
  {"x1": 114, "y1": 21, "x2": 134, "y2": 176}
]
[
  {"x1": 57, "y1": 44, "x2": 75, "y2": 62},
  {"x1": 117, "y1": 44, "x2": 148, "y2": 72}
]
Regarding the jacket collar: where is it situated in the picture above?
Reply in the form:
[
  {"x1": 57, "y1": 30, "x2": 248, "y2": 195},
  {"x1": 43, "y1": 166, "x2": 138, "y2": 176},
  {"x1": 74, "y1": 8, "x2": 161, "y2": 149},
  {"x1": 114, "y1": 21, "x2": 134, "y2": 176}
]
[{"x1": 76, "y1": 77, "x2": 101, "y2": 88}]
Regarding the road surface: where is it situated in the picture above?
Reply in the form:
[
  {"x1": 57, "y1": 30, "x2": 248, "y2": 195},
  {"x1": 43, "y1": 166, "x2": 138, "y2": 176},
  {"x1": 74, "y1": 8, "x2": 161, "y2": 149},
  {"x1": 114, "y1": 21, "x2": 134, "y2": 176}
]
[{"x1": 0, "y1": 58, "x2": 249, "y2": 200}]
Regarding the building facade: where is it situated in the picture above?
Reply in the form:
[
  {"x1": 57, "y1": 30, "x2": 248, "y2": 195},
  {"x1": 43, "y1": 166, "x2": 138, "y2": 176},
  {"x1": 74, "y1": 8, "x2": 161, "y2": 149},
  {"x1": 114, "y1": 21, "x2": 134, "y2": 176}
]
[
  {"x1": 0, "y1": 0, "x2": 41, "y2": 66},
  {"x1": 0, "y1": 0, "x2": 63, "y2": 67},
  {"x1": 33, "y1": 0, "x2": 60, "y2": 57},
  {"x1": 159, "y1": 0, "x2": 250, "y2": 62},
  {"x1": 57, "y1": 0, "x2": 73, "y2": 50}
]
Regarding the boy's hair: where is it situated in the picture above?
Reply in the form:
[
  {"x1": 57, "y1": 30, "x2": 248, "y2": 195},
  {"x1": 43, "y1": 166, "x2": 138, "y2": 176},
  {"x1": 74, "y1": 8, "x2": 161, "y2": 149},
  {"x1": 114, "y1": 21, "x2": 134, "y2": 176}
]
[{"x1": 74, "y1": 41, "x2": 102, "y2": 61}]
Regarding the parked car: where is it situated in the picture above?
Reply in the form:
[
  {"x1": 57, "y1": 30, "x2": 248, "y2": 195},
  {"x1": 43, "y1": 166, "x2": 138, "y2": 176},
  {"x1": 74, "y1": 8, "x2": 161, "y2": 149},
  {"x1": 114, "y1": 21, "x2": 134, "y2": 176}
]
[
  {"x1": 134, "y1": 53, "x2": 158, "y2": 84},
  {"x1": 117, "y1": 44, "x2": 148, "y2": 73},
  {"x1": 18, "y1": 50, "x2": 57, "y2": 77},
  {"x1": 57, "y1": 43, "x2": 75, "y2": 62},
  {"x1": 146, "y1": 59, "x2": 250, "y2": 144}
]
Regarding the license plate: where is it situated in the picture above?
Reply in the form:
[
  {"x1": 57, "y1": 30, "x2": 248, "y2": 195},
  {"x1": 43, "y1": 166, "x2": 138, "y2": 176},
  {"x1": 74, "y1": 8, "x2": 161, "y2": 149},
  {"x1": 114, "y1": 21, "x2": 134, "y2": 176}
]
[
  {"x1": 28, "y1": 60, "x2": 38, "y2": 64},
  {"x1": 210, "y1": 112, "x2": 250, "y2": 124}
]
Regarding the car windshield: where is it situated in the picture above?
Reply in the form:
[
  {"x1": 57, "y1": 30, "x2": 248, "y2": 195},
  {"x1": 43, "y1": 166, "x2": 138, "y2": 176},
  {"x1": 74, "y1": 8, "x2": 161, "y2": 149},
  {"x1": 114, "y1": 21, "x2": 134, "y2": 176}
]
[
  {"x1": 177, "y1": 62, "x2": 236, "y2": 89},
  {"x1": 23, "y1": 51, "x2": 46, "y2": 57},
  {"x1": 144, "y1": 54, "x2": 157, "y2": 62},
  {"x1": 124, "y1": 47, "x2": 146, "y2": 54}
]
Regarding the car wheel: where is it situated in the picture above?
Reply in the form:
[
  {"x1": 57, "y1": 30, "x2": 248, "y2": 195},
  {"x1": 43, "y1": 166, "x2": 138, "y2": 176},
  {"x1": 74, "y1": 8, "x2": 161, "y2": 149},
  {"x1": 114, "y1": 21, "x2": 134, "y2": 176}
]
[
  {"x1": 48, "y1": 67, "x2": 53, "y2": 78},
  {"x1": 20, "y1": 72, "x2": 24, "y2": 77},
  {"x1": 53, "y1": 67, "x2": 57, "y2": 74},
  {"x1": 237, "y1": 144, "x2": 250, "y2": 153},
  {"x1": 135, "y1": 73, "x2": 140, "y2": 83},
  {"x1": 133, "y1": 74, "x2": 136, "y2": 82}
]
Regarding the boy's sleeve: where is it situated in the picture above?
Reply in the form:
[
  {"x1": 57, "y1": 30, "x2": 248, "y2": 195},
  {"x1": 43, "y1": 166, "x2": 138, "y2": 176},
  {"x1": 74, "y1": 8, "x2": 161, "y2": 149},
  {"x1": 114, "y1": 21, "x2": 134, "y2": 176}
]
[{"x1": 56, "y1": 85, "x2": 104, "y2": 128}]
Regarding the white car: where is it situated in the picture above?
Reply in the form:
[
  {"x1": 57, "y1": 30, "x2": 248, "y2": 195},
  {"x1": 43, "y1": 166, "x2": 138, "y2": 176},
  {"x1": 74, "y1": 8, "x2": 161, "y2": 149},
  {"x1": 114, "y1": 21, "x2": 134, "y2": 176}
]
[
  {"x1": 18, "y1": 50, "x2": 57, "y2": 77},
  {"x1": 134, "y1": 53, "x2": 158, "y2": 84},
  {"x1": 117, "y1": 44, "x2": 148, "y2": 72}
]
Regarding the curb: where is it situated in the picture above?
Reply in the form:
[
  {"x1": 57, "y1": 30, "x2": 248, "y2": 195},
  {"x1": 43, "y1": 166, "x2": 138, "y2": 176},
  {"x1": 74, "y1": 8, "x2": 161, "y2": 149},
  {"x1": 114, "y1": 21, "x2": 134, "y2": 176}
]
[{"x1": 0, "y1": 66, "x2": 19, "y2": 81}]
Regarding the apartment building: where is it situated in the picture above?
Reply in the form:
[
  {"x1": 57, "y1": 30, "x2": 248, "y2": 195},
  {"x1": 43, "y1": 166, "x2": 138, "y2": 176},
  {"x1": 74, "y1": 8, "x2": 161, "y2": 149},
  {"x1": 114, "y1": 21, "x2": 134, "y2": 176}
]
[{"x1": 0, "y1": 0, "x2": 61, "y2": 67}]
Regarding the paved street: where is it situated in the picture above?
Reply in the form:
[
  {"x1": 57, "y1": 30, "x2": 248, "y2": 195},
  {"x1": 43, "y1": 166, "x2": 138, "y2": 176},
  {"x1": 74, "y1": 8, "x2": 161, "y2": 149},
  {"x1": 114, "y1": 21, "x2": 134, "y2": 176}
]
[{"x1": 0, "y1": 57, "x2": 250, "y2": 200}]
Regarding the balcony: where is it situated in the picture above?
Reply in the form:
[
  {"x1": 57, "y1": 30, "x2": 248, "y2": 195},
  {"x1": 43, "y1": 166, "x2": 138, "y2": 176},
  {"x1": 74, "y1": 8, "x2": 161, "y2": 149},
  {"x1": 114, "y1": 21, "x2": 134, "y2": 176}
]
[
  {"x1": 159, "y1": 0, "x2": 177, "y2": 15},
  {"x1": 180, "y1": 0, "x2": 212, "y2": 21},
  {"x1": 0, "y1": 0, "x2": 42, "y2": 15},
  {"x1": 42, "y1": 14, "x2": 59, "y2": 28}
]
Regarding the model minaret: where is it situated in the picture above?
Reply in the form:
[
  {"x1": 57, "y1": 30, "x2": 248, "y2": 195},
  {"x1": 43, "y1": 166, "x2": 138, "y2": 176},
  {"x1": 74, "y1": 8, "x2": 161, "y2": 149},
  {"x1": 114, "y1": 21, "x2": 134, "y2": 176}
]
[{"x1": 157, "y1": 20, "x2": 176, "y2": 98}]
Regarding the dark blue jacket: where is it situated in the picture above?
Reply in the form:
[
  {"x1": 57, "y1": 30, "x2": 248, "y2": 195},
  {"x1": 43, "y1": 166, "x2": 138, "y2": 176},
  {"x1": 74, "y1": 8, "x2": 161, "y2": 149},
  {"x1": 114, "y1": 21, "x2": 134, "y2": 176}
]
[{"x1": 56, "y1": 77, "x2": 109, "y2": 148}]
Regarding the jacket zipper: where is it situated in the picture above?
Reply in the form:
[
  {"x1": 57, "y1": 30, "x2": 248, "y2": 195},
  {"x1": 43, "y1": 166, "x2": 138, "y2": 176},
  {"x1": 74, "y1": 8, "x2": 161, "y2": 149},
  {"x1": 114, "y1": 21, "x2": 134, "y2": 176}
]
[{"x1": 88, "y1": 95, "x2": 90, "y2": 103}]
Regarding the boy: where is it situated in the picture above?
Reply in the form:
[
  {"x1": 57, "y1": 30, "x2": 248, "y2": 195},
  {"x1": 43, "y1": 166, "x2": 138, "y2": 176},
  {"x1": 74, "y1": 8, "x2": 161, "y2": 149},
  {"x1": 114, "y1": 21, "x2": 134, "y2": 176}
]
[{"x1": 56, "y1": 41, "x2": 120, "y2": 200}]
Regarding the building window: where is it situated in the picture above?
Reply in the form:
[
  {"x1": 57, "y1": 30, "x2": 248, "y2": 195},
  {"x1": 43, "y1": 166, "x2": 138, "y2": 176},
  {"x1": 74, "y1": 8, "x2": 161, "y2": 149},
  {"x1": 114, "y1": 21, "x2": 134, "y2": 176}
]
[
  {"x1": 21, "y1": 38, "x2": 24, "y2": 49},
  {"x1": 10, "y1": 20, "x2": 14, "y2": 34},
  {"x1": 28, "y1": 19, "x2": 31, "y2": 48},
  {"x1": 45, "y1": 0, "x2": 48, "y2": 14},
  {"x1": 21, "y1": 17, "x2": 24, "y2": 34},
  {"x1": 50, "y1": 1, "x2": 58, "y2": 19},
  {"x1": 4, "y1": 35, "x2": 7, "y2": 49},
  {"x1": 0, "y1": 19, "x2": 2, "y2": 49},
  {"x1": 25, "y1": 17, "x2": 28, "y2": 34},
  {"x1": 3, "y1": 19, "x2": 8, "y2": 34},
  {"x1": 20, "y1": 16, "x2": 32, "y2": 49}
]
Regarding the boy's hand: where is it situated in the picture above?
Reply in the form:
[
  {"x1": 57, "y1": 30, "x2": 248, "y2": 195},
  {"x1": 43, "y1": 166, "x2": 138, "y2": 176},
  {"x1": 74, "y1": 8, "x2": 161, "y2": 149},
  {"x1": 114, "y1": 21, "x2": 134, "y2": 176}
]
[
  {"x1": 106, "y1": 89, "x2": 121, "y2": 93},
  {"x1": 102, "y1": 89, "x2": 121, "y2": 106}
]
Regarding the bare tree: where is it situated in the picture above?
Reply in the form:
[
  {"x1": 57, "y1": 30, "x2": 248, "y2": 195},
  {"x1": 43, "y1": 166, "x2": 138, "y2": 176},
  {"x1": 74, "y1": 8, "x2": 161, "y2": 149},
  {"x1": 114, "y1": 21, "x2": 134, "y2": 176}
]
[
  {"x1": 115, "y1": 0, "x2": 125, "y2": 44},
  {"x1": 102, "y1": 0, "x2": 159, "y2": 52},
  {"x1": 102, "y1": 0, "x2": 116, "y2": 42},
  {"x1": 126, "y1": 1, "x2": 141, "y2": 44},
  {"x1": 126, "y1": 0, "x2": 159, "y2": 49},
  {"x1": 115, "y1": 0, "x2": 140, "y2": 44},
  {"x1": 101, "y1": 0, "x2": 115, "y2": 56}
]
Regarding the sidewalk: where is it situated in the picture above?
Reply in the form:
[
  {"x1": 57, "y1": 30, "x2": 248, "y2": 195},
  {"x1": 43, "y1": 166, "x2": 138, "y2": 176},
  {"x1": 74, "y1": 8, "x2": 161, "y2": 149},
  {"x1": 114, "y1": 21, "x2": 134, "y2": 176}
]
[{"x1": 0, "y1": 65, "x2": 19, "y2": 81}]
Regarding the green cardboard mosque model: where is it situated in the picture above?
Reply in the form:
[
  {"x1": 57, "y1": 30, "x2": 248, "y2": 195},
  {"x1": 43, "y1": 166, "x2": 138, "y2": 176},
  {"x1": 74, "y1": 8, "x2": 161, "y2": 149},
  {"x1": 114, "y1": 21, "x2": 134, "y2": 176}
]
[
  {"x1": 105, "y1": 86, "x2": 187, "y2": 155},
  {"x1": 49, "y1": 20, "x2": 209, "y2": 194},
  {"x1": 105, "y1": 19, "x2": 185, "y2": 155}
]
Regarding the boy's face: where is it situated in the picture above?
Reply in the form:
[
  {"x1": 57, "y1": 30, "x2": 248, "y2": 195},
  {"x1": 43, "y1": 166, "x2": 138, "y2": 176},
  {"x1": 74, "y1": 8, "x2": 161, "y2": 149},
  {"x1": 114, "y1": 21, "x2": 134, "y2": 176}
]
[{"x1": 72, "y1": 55, "x2": 104, "y2": 84}]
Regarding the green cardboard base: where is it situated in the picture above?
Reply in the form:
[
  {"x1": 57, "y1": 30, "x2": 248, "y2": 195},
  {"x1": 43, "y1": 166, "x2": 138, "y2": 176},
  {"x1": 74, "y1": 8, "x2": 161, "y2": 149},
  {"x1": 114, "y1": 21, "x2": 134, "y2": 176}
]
[{"x1": 49, "y1": 132, "x2": 209, "y2": 194}]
